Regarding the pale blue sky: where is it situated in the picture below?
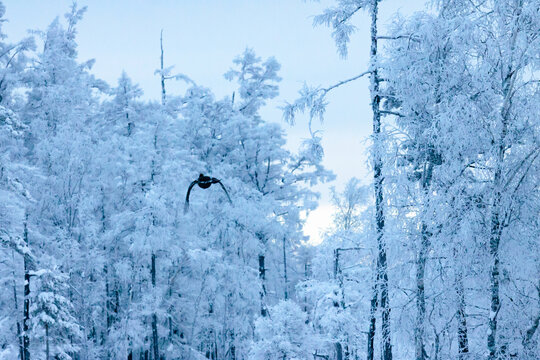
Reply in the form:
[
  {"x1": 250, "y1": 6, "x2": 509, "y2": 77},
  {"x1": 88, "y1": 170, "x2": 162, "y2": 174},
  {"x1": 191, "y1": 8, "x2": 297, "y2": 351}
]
[{"x1": 3, "y1": 0, "x2": 426, "y2": 242}]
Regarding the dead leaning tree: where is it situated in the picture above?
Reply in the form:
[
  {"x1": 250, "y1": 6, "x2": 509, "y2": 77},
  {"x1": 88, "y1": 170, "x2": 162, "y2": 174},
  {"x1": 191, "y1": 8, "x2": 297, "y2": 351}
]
[{"x1": 184, "y1": 174, "x2": 232, "y2": 213}]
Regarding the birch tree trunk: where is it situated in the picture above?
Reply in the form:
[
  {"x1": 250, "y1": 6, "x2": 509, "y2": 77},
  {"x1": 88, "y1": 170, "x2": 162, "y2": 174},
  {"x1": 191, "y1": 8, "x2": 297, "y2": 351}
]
[
  {"x1": 415, "y1": 162, "x2": 433, "y2": 360},
  {"x1": 366, "y1": 275, "x2": 378, "y2": 360},
  {"x1": 487, "y1": 118, "x2": 505, "y2": 360},
  {"x1": 455, "y1": 269, "x2": 469, "y2": 358},
  {"x1": 415, "y1": 223, "x2": 428, "y2": 360},
  {"x1": 23, "y1": 218, "x2": 30, "y2": 360},
  {"x1": 369, "y1": 1, "x2": 392, "y2": 359},
  {"x1": 488, "y1": 48, "x2": 517, "y2": 360}
]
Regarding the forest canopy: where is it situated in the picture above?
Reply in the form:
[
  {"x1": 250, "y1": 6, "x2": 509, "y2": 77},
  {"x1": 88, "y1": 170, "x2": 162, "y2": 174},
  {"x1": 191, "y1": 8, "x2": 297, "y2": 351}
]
[{"x1": 0, "y1": 1, "x2": 538, "y2": 360}]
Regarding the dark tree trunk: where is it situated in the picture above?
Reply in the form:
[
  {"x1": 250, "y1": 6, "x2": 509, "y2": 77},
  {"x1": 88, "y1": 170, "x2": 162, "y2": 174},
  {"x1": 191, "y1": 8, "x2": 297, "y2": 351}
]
[
  {"x1": 23, "y1": 219, "x2": 30, "y2": 360},
  {"x1": 454, "y1": 239, "x2": 469, "y2": 358},
  {"x1": 433, "y1": 332, "x2": 440, "y2": 360},
  {"x1": 416, "y1": 162, "x2": 433, "y2": 360},
  {"x1": 282, "y1": 237, "x2": 288, "y2": 300},
  {"x1": 151, "y1": 252, "x2": 159, "y2": 360},
  {"x1": 259, "y1": 254, "x2": 267, "y2": 317},
  {"x1": 160, "y1": 30, "x2": 166, "y2": 106},
  {"x1": 335, "y1": 342, "x2": 343, "y2": 360},
  {"x1": 303, "y1": 260, "x2": 310, "y2": 312},
  {"x1": 488, "y1": 67, "x2": 515, "y2": 360},
  {"x1": 45, "y1": 323, "x2": 50, "y2": 360},
  {"x1": 366, "y1": 273, "x2": 378, "y2": 360},
  {"x1": 488, "y1": 181, "x2": 502, "y2": 359},
  {"x1": 522, "y1": 280, "x2": 539, "y2": 354},
  {"x1": 456, "y1": 271, "x2": 469, "y2": 358},
  {"x1": 11, "y1": 251, "x2": 24, "y2": 360},
  {"x1": 105, "y1": 264, "x2": 112, "y2": 332},
  {"x1": 415, "y1": 225, "x2": 428, "y2": 360},
  {"x1": 369, "y1": 1, "x2": 392, "y2": 359},
  {"x1": 334, "y1": 249, "x2": 345, "y2": 356}
]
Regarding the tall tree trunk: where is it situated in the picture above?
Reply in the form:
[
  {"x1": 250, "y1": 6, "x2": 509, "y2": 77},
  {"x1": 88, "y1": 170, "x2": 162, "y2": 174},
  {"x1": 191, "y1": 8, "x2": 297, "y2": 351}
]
[
  {"x1": 230, "y1": 332, "x2": 236, "y2": 360},
  {"x1": 23, "y1": 218, "x2": 30, "y2": 360},
  {"x1": 433, "y1": 332, "x2": 440, "y2": 360},
  {"x1": 151, "y1": 252, "x2": 160, "y2": 360},
  {"x1": 334, "y1": 249, "x2": 345, "y2": 308},
  {"x1": 366, "y1": 273, "x2": 378, "y2": 360},
  {"x1": 456, "y1": 270, "x2": 469, "y2": 358},
  {"x1": 101, "y1": 193, "x2": 113, "y2": 357},
  {"x1": 303, "y1": 259, "x2": 310, "y2": 312},
  {"x1": 259, "y1": 254, "x2": 267, "y2": 317},
  {"x1": 149, "y1": 88, "x2": 160, "y2": 359},
  {"x1": 335, "y1": 343, "x2": 343, "y2": 360},
  {"x1": 167, "y1": 264, "x2": 174, "y2": 347},
  {"x1": 415, "y1": 162, "x2": 433, "y2": 360},
  {"x1": 160, "y1": 30, "x2": 166, "y2": 106},
  {"x1": 334, "y1": 249, "x2": 345, "y2": 358},
  {"x1": 12, "y1": 251, "x2": 24, "y2": 360},
  {"x1": 105, "y1": 264, "x2": 112, "y2": 332},
  {"x1": 488, "y1": 165, "x2": 503, "y2": 359},
  {"x1": 522, "y1": 279, "x2": 539, "y2": 355},
  {"x1": 45, "y1": 323, "x2": 50, "y2": 360},
  {"x1": 369, "y1": 1, "x2": 392, "y2": 359},
  {"x1": 415, "y1": 224, "x2": 428, "y2": 360},
  {"x1": 282, "y1": 237, "x2": 288, "y2": 300},
  {"x1": 487, "y1": 5, "x2": 523, "y2": 353},
  {"x1": 488, "y1": 66, "x2": 515, "y2": 360}
]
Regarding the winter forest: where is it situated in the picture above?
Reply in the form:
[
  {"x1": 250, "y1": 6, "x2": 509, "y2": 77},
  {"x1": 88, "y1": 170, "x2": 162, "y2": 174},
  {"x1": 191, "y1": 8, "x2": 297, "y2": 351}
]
[{"x1": 0, "y1": 0, "x2": 539, "y2": 359}]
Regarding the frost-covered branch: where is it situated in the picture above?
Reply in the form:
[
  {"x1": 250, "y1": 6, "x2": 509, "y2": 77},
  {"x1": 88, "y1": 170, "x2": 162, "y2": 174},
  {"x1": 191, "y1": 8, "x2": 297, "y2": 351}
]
[{"x1": 282, "y1": 71, "x2": 370, "y2": 125}]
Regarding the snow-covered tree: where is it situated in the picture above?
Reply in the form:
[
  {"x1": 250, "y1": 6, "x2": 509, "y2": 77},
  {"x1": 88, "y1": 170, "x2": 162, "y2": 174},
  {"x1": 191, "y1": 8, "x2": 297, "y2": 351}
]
[{"x1": 250, "y1": 300, "x2": 316, "y2": 360}]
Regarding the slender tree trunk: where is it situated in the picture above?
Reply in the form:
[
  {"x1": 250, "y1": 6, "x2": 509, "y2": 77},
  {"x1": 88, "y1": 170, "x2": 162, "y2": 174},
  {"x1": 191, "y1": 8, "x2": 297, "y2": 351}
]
[
  {"x1": 522, "y1": 279, "x2": 539, "y2": 354},
  {"x1": 149, "y1": 88, "x2": 160, "y2": 359},
  {"x1": 11, "y1": 251, "x2": 24, "y2": 360},
  {"x1": 433, "y1": 332, "x2": 440, "y2": 360},
  {"x1": 487, "y1": 5, "x2": 523, "y2": 353},
  {"x1": 488, "y1": 171, "x2": 503, "y2": 359},
  {"x1": 167, "y1": 264, "x2": 174, "y2": 347},
  {"x1": 456, "y1": 270, "x2": 469, "y2": 358},
  {"x1": 151, "y1": 252, "x2": 159, "y2": 360},
  {"x1": 125, "y1": 95, "x2": 133, "y2": 136},
  {"x1": 230, "y1": 332, "x2": 236, "y2": 360},
  {"x1": 334, "y1": 250, "x2": 345, "y2": 308},
  {"x1": 282, "y1": 237, "x2": 288, "y2": 300},
  {"x1": 334, "y1": 249, "x2": 345, "y2": 357},
  {"x1": 303, "y1": 260, "x2": 310, "y2": 312},
  {"x1": 369, "y1": 1, "x2": 392, "y2": 359},
  {"x1": 101, "y1": 194, "x2": 113, "y2": 357},
  {"x1": 160, "y1": 30, "x2": 166, "y2": 106},
  {"x1": 23, "y1": 218, "x2": 30, "y2": 360},
  {"x1": 259, "y1": 254, "x2": 267, "y2": 317},
  {"x1": 105, "y1": 264, "x2": 112, "y2": 332},
  {"x1": 415, "y1": 162, "x2": 433, "y2": 360},
  {"x1": 45, "y1": 323, "x2": 50, "y2": 360},
  {"x1": 488, "y1": 67, "x2": 515, "y2": 360},
  {"x1": 366, "y1": 272, "x2": 378, "y2": 360},
  {"x1": 415, "y1": 225, "x2": 428, "y2": 360}
]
